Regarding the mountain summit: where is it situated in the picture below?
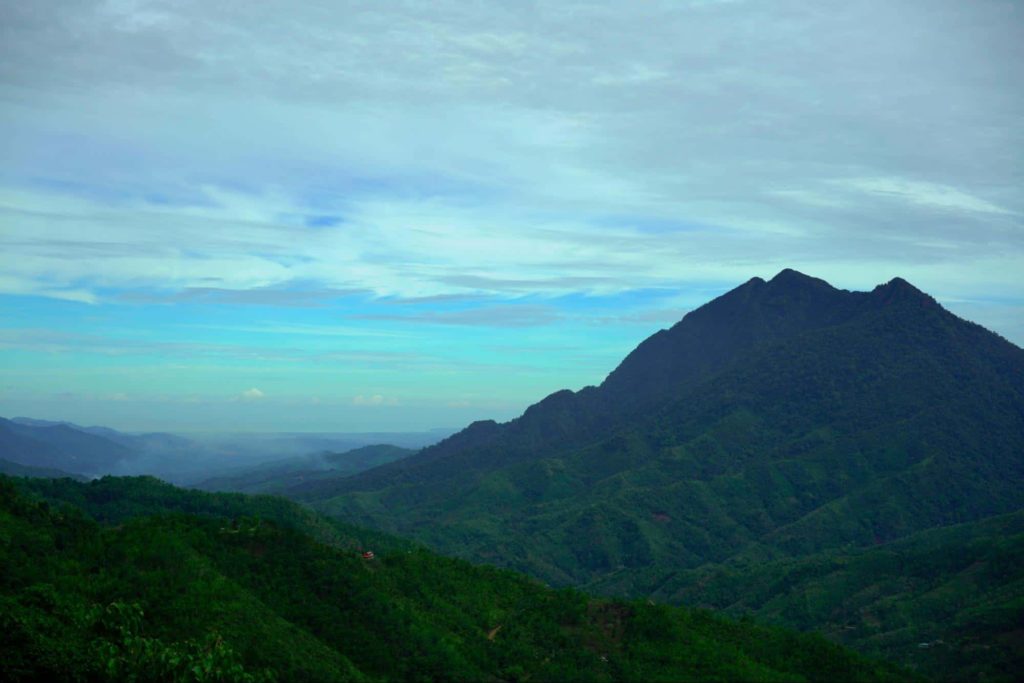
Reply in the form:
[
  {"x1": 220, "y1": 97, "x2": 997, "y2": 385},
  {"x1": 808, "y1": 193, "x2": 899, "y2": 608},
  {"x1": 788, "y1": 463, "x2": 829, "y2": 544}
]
[{"x1": 316, "y1": 269, "x2": 990, "y2": 493}]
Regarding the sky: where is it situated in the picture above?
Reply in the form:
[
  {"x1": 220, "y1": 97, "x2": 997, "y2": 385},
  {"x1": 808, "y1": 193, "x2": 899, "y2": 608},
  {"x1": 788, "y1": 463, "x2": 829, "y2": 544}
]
[{"x1": 1, "y1": 0, "x2": 1022, "y2": 432}]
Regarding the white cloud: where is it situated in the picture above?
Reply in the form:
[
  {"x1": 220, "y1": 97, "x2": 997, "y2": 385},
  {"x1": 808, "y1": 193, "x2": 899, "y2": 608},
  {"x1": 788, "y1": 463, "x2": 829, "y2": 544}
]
[
  {"x1": 0, "y1": 273, "x2": 98, "y2": 304},
  {"x1": 352, "y1": 394, "x2": 399, "y2": 407},
  {"x1": 836, "y1": 178, "x2": 1014, "y2": 215},
  {"x1": 239, "y1": 388, "x2": 265, "y2": 401}
]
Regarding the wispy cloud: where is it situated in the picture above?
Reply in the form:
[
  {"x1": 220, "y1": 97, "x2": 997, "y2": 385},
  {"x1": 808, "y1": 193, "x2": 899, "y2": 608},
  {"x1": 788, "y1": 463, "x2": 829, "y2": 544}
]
[
  {"x1": 352, "y1": 394, "x2": 399, "y2": 407},
  {"x1": 360, "y1": 305, "x2": 563, "y2": 328},
  {"x1": 120, "y1": 286, "x2": 369, "y2": 307},
  {"x1": 835, "y1": 178, "x2": 1015, "y2": 216}
]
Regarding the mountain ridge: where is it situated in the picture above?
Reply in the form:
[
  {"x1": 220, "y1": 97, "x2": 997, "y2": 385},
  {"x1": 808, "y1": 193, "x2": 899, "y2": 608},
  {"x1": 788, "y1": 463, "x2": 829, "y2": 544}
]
[{"x1": 306, "y1": 269, "x2": 1020, "y2": 500}]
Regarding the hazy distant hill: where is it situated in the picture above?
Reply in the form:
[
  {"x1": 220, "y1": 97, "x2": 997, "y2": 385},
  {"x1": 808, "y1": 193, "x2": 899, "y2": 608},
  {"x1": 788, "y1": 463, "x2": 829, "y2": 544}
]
[
  {"x1": 0, "y1": 457, "x2": 85, "y2": 481},
  {"x1": 295, "y1": 270, "x2": 1024, "y2": 680},
  {"x1": 0, "y1": 418, "x2": 449, "y2": 485},
  {"x1": 194, "y1": 444, "x2": 416, "y2": 495},
  {"x1": 0, "y1": 416, "x2": 135, "y2": 476}
]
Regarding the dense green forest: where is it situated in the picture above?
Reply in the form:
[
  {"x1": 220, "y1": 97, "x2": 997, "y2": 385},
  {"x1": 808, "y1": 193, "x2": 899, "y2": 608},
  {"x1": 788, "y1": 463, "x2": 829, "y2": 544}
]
[
  {"x1": 1, "y1": 475, "x2": 910, "y2": 682},
  {"x1": 587, "y1": 512, "x2": 1024, "y2": 681}
]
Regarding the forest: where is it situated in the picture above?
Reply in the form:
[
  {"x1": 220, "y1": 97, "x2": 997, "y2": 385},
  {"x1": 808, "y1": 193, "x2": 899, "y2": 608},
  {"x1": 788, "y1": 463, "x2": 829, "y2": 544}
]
[{"x1": 1, "y1": 474, "x2": 910, "y2": 682}]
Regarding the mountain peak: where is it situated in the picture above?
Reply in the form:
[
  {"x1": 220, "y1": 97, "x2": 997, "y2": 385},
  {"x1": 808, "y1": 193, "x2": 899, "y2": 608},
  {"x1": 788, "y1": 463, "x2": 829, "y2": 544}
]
[
  {"x1": 871, "y1": 277, "x2": 936, "y2": 307},
  {"x1": 770, "y1": 267, "x2": 810, "y2": 282},
  {"x1": 882, "y1": 276, "x2": 919, "y2": 292},
  {"x1": 767, "y1": 268, "x2": 833, "y2": 290}
]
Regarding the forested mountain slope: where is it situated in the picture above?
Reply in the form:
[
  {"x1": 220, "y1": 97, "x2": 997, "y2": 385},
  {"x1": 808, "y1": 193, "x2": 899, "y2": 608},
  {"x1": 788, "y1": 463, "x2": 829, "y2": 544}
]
[
  {"x1": 588, "y1": 511, "x2": 1024, "y2": 682},
  {"x1": 302, "y1": 271, "x2": 1023, "y2": 572},
  {"x1": 289, "y1": 270, "x2": 1024, "y2": 680},
  {"x1": 0, "y1": 475, "x2": 906, "y2": 682}
]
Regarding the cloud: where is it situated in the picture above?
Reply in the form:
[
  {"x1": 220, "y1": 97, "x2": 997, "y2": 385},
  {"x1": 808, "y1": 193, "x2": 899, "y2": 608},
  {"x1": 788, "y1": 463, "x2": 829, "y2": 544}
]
[
  {"x1": 239, "y1": 388, "x2": 265, "y2": 401},
  {"x1": 0, "y1": 274, "x2": 98, "y2": 304},
  {"x1": 435, "y1": 275, "x2": 622, "y2": 294},
  {"x1": 352, "y1": 394, "x2": 398, "y2": 407},
  {"x1": 0, "y1": 0, "x2": 1020, "y2": 311},
  {"x1": 120, "y1": 285, "x2": 369, "y2": 307},
  {"x1": 836, "y1": 178, "x2": 1014, "y2": 216},
  {"x1": 360, "y1": 304, "x2": 563, "y2": 328}
]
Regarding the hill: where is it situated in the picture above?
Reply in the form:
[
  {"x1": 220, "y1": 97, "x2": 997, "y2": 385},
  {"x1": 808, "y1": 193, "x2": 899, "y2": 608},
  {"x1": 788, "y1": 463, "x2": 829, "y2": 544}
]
[
  {"x1": 289, "y1": 270, "x2": 1024, "y2": 679},
  {"x1": 0, "y1": 458, "x2": 86, "y2": 481},
  {"x1": 0, "y1": 474, "x2": 906, "y2": 682},
  {"x1": 0, "y1": 416, "x2": 135, "y2": 476}
]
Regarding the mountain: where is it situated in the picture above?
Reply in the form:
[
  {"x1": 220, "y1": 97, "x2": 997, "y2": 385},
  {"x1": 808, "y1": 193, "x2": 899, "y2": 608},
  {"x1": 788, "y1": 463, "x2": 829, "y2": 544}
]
[
  {"x1": 0, "y1": 416, "x2": 136, "y2": 476},
  {"x1": 10, "y1": 416, "x2": 200, "y2": 466},
  {"x1": 194, "y1": 444, "x2": 416, "y2": 495},
  {"x1": 290, "y1": 270, "x2": 1024, "y2": 679},
  {"x1": 0, "y1": 418, "x2": 451, "y2": 485},
  {"x1": 0, "y1": 474, "x2": 906, "y2": 682}
]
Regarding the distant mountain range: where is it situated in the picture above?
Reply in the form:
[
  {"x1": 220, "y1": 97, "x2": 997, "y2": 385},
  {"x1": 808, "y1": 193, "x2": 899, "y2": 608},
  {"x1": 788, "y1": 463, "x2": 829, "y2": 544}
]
[
  {"x1": 0, "y1": 416, "x2": 437, "y2": 484},
  {"x1": 292, "y1": 269, "x2": 1023, "y2": 679},
  {"x1": 0, "y1": 416, "x2": 137, "y2": 476}
]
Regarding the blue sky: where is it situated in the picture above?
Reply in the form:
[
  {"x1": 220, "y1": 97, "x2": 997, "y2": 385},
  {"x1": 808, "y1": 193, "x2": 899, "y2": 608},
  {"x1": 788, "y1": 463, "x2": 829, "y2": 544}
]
[{"x1": 1, "y1": 0, "x2": 1022, "y2": 432}]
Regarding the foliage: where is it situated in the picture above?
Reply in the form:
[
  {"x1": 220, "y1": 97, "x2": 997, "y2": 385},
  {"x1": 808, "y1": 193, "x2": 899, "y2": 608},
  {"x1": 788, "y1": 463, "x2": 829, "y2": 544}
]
[{"x1": 0, "y1": 475, "x2": 907, "y2": 682}]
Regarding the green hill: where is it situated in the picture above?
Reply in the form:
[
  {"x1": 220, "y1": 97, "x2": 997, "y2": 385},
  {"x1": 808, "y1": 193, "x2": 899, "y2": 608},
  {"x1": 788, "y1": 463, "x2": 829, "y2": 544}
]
[
  {"x1": 587, "y1": 511, "x2": 1024, "y2": 682},
  {"x1": 0, "y1": 475, "x2": 905, "y2": 682}
]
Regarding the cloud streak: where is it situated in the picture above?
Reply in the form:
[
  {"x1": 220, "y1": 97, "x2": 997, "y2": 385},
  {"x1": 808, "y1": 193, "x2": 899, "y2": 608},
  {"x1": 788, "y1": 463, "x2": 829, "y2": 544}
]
[{"x1": 359, "y1": 305, "x2": 563, "y2": 328}]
